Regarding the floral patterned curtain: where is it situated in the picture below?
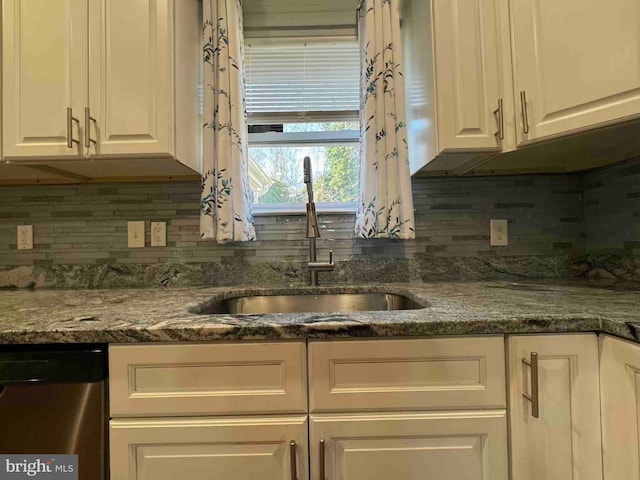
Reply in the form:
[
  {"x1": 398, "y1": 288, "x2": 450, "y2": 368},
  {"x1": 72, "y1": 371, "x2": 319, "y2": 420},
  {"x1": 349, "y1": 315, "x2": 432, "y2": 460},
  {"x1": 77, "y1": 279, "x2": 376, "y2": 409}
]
[
  {"x1": 200, "y1": 0, "x2": 256, "y2": 242},
  {"x1": 354, "y1": 0, "x2": 415, "y2": 239}
]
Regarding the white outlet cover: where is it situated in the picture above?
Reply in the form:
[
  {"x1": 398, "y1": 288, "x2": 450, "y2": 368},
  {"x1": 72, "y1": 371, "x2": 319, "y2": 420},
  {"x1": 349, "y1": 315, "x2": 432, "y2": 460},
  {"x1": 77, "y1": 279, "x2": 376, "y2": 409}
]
[
  {"x1": 490, "y1": 219, "x2": 509, "y2": 247},
  {"x1": 17, "y1": 225, "x2": 33, "y2": 250},
  {"x1": 151, "y1": 222, "x2": 167, "y2": 247},
  {"x1": 127, "y1": 221, "x2": 145, "y2": 248}
]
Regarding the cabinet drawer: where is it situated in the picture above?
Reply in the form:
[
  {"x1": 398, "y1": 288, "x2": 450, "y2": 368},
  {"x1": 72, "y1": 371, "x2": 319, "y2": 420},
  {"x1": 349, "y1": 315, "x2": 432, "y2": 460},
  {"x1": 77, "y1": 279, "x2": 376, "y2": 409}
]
[
  {"x1": 309, "y1": 337, "x2": 506, "y2": 412},
  {"x1": 109, "y1": 342, "x2": 307, "y2": 417}
]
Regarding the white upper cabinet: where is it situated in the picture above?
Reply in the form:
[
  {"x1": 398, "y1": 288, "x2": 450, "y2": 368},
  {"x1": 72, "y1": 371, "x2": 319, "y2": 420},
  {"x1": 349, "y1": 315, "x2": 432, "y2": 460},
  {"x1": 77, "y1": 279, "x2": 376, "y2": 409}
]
[
  {"x1": 599, "y1": 335, "x2": 640, "y2": 480},
  {"x1": 88, "y1": 0, "x2": 200, "y2": 168},
  {"x1": 403, "y1": 0, "x2": 640, "y2": 175},
  {"x1": 88, "y1": 0, "x2": 173, "y2": 157},
  {"x1": 1, "y1": 0, "x2": 200, "y2": 174},
  {"x1": 2, "y1": 0, "x2": 88, "y2": 158},
  {"x1": 510, "y1": 0, "x2": 640, "y2": 143},
  {"x1": 432, "y1": 0, "x2": 513, "y2": 152},
  {"x1": 403, "y1": 0, "x2": 512, "y2": 175}
]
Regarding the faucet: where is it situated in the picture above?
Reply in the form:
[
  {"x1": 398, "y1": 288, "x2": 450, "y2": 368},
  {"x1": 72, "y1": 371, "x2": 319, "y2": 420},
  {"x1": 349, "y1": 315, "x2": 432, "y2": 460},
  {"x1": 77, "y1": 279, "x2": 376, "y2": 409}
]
[{"x1": 303, "y1": 156, "x2": 335, "y2": 286}]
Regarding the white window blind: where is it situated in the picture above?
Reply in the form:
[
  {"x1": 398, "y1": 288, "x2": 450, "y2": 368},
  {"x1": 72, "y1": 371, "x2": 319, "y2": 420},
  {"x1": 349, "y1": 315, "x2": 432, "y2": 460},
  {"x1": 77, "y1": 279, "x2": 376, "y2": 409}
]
[{"x1": 245, "y1": 39, "x2": 360, "y2": 124}]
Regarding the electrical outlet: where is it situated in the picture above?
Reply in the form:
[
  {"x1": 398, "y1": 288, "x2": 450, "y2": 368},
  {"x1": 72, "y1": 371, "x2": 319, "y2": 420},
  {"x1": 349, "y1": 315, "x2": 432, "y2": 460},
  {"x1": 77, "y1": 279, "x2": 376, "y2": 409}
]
[
  {"x1": 490, "y1": 219, "x2": 509, "y2": 247},
  {"x1": 127, "y1": 221, "x2": 145, "y2": 248},
  {"x1": 17, "y1": 225, "x2": 33, "y2": 250},
  {"x1": 151, "y1": 222, "x2": 167, "y2": 247}
]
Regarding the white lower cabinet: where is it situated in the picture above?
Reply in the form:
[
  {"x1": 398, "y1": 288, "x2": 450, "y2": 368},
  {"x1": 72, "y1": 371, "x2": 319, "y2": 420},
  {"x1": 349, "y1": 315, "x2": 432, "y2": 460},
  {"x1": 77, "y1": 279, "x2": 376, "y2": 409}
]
[
  {"x1": 308, "y1": 337, "x2": 506, "y2": 412},
  {"x1": 310, "y1": 411, "x2": 508, "y2": 480},
  {"x1": 508, "y1": 334, "x2": 603, "y2": 480},
  {"x1": 109, "y1": 416, "x2": 308, "y2": 480},
  {"x1": 110, "y1": 334, "x2": 635, "y2": 480},
  {"x1": 600, "y1": 335, "x2": 640, "y2": 480},
  {"x1": 109, "y1": 342, "x2": 308, "y2": 417},
  {"x1": 108, "y1": 342, "x2": 308, "y2": 480}
]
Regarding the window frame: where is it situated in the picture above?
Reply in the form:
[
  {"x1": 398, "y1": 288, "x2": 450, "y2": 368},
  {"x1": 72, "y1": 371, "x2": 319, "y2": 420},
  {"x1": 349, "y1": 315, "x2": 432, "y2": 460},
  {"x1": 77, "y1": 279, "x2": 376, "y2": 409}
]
[
  {"x1": 248, "y1": 129, "x2": 359, "y2": 146},
  {"x1": 249, "y1": 129, "x2": 360, "y2": 215},
  {"x1": 244, "y1": 35, "x2": 361, "y2": 214}
]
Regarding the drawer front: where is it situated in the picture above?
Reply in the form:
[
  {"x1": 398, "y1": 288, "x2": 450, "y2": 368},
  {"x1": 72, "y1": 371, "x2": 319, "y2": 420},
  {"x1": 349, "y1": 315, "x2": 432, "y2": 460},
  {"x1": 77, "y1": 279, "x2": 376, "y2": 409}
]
[
  {"x1": 309, "y1": 337, "x2": 506, "y2": 412},
  {"x1": 109, "y1": 342, "x2": 307, "y2": 417}
]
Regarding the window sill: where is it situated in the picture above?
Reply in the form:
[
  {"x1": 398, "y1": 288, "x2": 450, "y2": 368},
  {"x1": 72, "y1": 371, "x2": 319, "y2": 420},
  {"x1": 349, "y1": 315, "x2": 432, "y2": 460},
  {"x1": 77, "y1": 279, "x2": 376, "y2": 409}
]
[{"x1": 252, "y1": 202, "x2": 357, "y2": 216}]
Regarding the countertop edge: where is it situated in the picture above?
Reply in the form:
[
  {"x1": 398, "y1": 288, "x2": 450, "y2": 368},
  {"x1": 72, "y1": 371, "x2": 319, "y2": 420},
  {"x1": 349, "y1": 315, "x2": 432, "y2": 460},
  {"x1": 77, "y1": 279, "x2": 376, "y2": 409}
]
[{"x1": 0, "y1": 315, "x2": 634, "y2": 345}]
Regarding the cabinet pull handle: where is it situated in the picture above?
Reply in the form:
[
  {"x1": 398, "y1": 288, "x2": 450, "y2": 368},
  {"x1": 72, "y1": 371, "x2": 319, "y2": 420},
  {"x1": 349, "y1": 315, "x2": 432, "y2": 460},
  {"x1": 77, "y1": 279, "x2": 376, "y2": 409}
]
[
  {"x1": 493, "y1": 98, "x2": 504, "y2": 140},
  {"x1": 290, "y1": 441, "x2": 297, "y2": 480},
  {"x1": 84, "y1": 107, "x2": 97, "y2": 149},
  {"x1": 522, "y1": 352, "x2": 539, "y2": 418},
  {"x1": 66, "y1": 107, "x2": 80, "y2": 149},
  {"x1": 319, "y1": 438, "x2": 326, "y2": 480},
  {"x1": 520, "y1": 91, "x2": 530, "y2": 134}
]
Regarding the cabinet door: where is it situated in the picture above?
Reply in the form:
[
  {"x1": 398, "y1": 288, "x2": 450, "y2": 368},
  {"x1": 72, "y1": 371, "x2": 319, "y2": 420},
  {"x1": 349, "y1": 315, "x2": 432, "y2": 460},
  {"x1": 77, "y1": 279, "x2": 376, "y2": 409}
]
[
  {"x1": 310, "y1": 411, "x2": 508, "y2": 480},
  {"x1": 600, "y1": 335, "x2": 640, "y2": 480},
  {"x1": 110, "y1": 415, "x2": 308, "y2": 480},
  {"x1": 508, "y1": 334, "x2": 603, "y2": 480},
  {"x1": 433, "y1": 0, "x2": 515, "y2": 152},
  {"x1": 510, "y1": 0, "x2": 640, "y2": 143},
  {"x1": 2, "y1": 0, "x2": 87, "y2": 158},
  {"x1": 88, "y1": 0, "x2": 173, "y2": 157}
]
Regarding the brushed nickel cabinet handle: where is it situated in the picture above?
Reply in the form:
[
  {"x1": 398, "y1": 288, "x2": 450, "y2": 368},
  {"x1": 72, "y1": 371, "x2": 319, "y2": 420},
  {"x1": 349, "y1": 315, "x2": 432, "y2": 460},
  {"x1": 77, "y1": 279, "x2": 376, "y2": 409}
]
[
  {"x1": 84, "y1": 107, "x2": 97, "y2": 149},
  {"x1": 520, "y1": 90, "x2": 530, "y2": 134},
  {"x1": 522, "y1": 352, "x2": 539, "y2": 418},
  {"x1": 319, "y1": 438, "x2": 326, "y2": 480},
  {"x1": 290, "y1": 441, "x2": 297, "y2": 480},
  {"x1": 66, "y1": 107, "x2": 80, "y2": 149},
  {"x1": 493, "y1": 98, "x2": 504, "y2": 140}
]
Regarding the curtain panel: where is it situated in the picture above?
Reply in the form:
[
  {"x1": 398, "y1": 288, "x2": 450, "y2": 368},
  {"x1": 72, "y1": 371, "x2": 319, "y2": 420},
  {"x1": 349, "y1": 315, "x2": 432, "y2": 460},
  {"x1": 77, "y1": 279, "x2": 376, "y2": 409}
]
[
  {"x1": 355, "y1": 0, "x2": 416, "y2": 239},
  {"x1": 200, "y1": 0, "x2": 256, "y2": 242}
]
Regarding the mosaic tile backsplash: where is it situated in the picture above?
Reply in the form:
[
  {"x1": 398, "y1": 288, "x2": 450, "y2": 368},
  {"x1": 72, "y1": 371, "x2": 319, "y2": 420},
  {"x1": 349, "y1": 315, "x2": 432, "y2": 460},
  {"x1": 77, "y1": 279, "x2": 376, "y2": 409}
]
[
  {"x1": 583, "y1": 160, "x2": 640, "y2": 253},
  {"x1": 0, "y1": 157, "x2": 638, "y2": 287}
]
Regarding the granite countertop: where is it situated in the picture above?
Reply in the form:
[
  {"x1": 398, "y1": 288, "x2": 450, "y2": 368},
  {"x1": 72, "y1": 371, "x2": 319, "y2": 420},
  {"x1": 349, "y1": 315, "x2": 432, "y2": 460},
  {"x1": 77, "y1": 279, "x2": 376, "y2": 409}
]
[{"x1": 0, "y1": 280, "x2": 639, "y2": 344}]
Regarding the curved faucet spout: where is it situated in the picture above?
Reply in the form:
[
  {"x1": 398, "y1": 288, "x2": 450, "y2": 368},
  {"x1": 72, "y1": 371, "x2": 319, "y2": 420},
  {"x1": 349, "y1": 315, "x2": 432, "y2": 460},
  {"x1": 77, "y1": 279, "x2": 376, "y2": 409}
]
[
  {"x1": 303, "y1": 156, "x2": 333, "y2": 285},
  {"x1": 304, "y1": 156, "x2": 320, "y2": 239}
]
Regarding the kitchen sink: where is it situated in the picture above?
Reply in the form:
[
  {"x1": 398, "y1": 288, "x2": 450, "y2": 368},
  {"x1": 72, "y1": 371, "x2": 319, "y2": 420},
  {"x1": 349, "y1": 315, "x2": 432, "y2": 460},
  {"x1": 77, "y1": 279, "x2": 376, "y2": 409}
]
[{"x1": 195, "y1": 293, "x2": 425, "y2": 315}]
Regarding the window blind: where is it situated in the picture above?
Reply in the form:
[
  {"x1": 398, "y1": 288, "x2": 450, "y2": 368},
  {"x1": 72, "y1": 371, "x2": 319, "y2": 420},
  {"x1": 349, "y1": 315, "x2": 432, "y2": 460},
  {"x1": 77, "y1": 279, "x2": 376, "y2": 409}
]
[{"x1": 245, "y1": 39, "x2": 360, "y2": 124}]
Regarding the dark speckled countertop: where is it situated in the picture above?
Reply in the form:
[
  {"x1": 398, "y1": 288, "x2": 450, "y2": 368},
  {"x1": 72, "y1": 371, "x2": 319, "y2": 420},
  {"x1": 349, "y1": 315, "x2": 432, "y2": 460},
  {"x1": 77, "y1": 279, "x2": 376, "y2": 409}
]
[{"x1": 0, "y1": 280, "x2": 638, "y2": 344}]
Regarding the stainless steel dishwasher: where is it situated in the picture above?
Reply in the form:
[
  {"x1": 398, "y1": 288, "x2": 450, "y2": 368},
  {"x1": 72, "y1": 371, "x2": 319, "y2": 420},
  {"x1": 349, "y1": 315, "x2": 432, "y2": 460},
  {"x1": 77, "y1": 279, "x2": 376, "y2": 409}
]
[{"x1": 0, "y1": 345, "x2": 108, "y2": 480}]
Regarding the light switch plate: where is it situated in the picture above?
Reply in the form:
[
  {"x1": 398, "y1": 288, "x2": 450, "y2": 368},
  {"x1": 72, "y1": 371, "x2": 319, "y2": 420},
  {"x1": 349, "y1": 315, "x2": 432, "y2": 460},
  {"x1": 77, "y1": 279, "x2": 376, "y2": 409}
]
[
  {"x1": 490, "y1": 219, "x2": 509, "y2": 247},
  {"x1": 17, "y1": 225, "x2": 33, "y2": 250},
  {"x1": 127, "y1": 221, "x2": 145, "y2": 248},
  {"x1": 151, "y1": 222, "x2": 167, "y2": 247}
]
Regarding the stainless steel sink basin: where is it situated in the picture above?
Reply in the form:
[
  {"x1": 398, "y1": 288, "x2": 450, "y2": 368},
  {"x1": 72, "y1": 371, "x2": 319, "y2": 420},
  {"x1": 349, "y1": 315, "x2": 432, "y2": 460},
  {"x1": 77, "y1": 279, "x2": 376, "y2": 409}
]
[{"x1": 197, "y1": 293, "x2": 424, "y2": 315}]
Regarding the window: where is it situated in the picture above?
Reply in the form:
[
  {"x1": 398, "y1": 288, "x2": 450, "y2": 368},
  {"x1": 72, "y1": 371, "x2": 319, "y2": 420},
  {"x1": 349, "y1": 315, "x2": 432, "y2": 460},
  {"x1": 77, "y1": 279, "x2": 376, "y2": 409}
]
[{"x1": 245, "y1": 38, "x2": 361, "y2": 211}]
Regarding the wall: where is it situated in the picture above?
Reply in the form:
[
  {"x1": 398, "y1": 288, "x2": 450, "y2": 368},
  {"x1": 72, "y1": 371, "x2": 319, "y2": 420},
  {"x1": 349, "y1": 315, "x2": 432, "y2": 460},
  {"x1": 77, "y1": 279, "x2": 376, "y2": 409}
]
[
  {"x1": 583, "y1": 159, "x2": 640, "y2": 253},
  {"x1": 581, "y1": 159, "x2": 640, "y2": 281},
  {"x1": 0, "y1": 172, "x2": 588, "y2": 288}
]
